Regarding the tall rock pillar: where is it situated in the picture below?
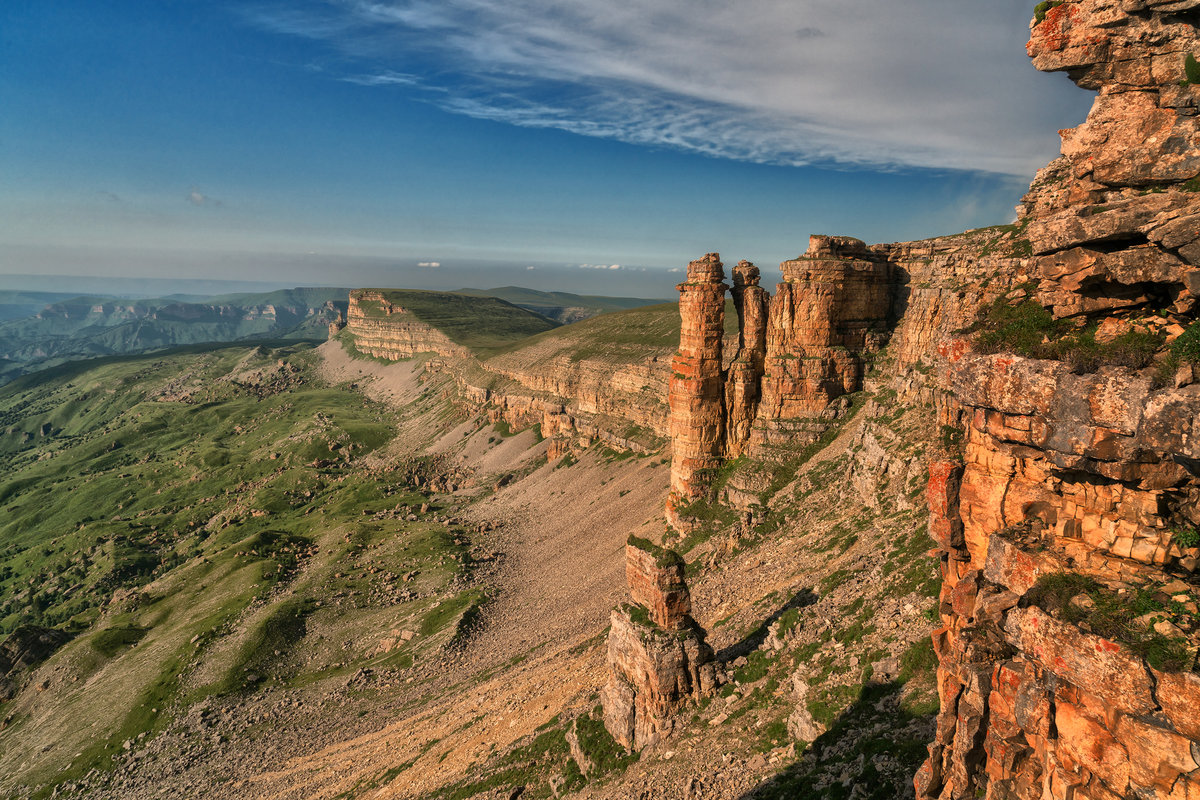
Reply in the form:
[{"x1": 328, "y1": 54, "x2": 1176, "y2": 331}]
[
  {"x1": 666, "y1": 253, "x2": 728, "y2": 530},
  {"x1": 725, "y1": 260, "x2": 769, "y2": 458}
]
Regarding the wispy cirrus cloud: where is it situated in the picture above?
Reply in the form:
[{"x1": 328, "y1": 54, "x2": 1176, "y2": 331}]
[
  {"x1": 245, "y1": 0, "x2": 1091, "y2": 176},
  {"x1": 341, "y1": 70, "x2": 418, "y2": 87}
]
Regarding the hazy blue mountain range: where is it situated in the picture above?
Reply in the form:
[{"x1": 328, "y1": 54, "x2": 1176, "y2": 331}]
[{"x1": 0, "y1": 287, "x2": 350, "y2": 385}]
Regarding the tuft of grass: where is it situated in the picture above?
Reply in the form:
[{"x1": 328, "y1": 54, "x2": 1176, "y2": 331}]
[
  {"x1": 973, "y1": 298, "x2": 1164, "y2": 372},
  {"x1": 1027, "y1": 574, "x2": 1193, "y2": 672},
  {"x1": 972, "y1": 299, "x2": 1065, "y2": 357},
  {"x1": 574, "y1": 710, "x2": 639, "y2": 774},
  {"x1": 626, "y1": 534, "x2": 684, "y2": 569},
  {"x1": 1172, "y1": 322, "x2": 1200, "y2": 364}
]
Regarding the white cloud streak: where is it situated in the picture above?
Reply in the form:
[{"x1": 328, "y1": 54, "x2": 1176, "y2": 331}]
[
  {"x1": 417, "y1": 260, "x2": 441, "y2": 267},
  {"x1": 187, "y1": 188, "x2": 223, "y2": 208},
  {"x1": 247, "y1": 0, "x2": 1091, "y2": 176}
]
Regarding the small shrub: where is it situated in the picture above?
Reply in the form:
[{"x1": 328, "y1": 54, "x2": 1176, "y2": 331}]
[
  {"x1": 1174, "y1": 526, "x2": 1200, "y2": 550},
  {"x1": 1056, "y1": 328, "x2": 1163, "y2": 373},
  {"x1": 1034, "y1": 1, "x2": 1065, "y2": 23},
  {"x1": 1172, "y1": 322, "x2": 1200, "y2": 364},
  {"x1": 939, "y1": 425, "x2": 964, "y2": 457},
  {"x1": 1188, "y1": 53, "x2": 1200, "y2": 85}
]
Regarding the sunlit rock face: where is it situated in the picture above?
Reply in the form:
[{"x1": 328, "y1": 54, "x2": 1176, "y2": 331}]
[
  {"x1": 666, "y1": 253, "x2": 728, "y2": 530},
  {"x1": 748, "y1": 236, "x2": 894, "y2": 461},
  {"x1": 601, "y1": 539, "x2": 717, "y2": 751},
  {"x1": 917, "y1": 3, "x2": 1200, "y2": 798}
]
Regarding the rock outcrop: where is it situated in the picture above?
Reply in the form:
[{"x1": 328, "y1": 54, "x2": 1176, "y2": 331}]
[
  {"x1": 666, "y1": 254, "x2": 729, "y2": 529},
  {"x1": 601, "y1": 537, "x2": 718, "y2": 750},
  {"x1": 915, "y1": 3, "x2": 1200, "y2": 798},
  {"x1": 0, "y1": 625, "x2": 70, "y2": 701},
  {"x1": 725, "y1": 260, "x2": 770, "y2": 459},
  {"x1": 344, "y1": 291, "x2": 473, "y2": 360},
  {"x1": 748, "y1": 236, "x2": 894, "y2": 460}
]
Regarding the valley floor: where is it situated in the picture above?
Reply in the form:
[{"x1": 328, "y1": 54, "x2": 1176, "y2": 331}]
[{"x1": 0, "y1": 340, "x2": 940, "y2": 800}]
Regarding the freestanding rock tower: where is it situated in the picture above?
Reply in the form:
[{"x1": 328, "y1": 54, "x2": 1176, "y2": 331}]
[
  {"x1": 666, "y1": 253, "x2": 728, "y2": 529},
  {"x1": 601, "y1": 536, "x2": 718, "y2": 751}
]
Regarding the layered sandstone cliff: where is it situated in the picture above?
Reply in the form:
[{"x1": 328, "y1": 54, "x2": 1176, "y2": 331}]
[
  {"x1": 666, "y1": 254, "x2": 729, "y2": 528},
  {"x1": 345, "y1": 291, "x2": 472, "y2": 360},
  {"x1": 916, "y1": 3, "x2": 1200, "y2": 798},
  {"x1": 748, "y1": 236, "x2": 894, "y2": 460}
]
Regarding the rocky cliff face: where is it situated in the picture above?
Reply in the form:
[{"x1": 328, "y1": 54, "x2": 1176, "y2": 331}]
[
  {"x1": 915, "y1": 3, "x2": 1200, "y2": 798},
  {"x1": 748, "y1": 236, "x2": 895, "y2": 461},
  {"x1": 654, "y1": 2, "x2": 1200, "y2": 794},
  {"x1": 726, "y1": 260, "x2": 769, "y2": 459},
  {"x1": 344, "y1": 291, "x2": 473, "y2": 360}
]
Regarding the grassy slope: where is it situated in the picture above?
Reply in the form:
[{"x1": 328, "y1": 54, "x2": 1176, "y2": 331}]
[
  {"x1": 355, "y1": 289, "x2": 559, "y2": 353},
  {"x1": 454, "y1": 287, "x2": 665, "y2": 319},
  {"x1": 0, "y1": 343, "x2": 478, "y2": 795},
  {"x1": 485, "y1": 300, "x2": 738, "y2": 365}
]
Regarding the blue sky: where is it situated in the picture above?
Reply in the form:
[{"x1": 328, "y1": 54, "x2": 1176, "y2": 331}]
[{"x1": 0, "y1": 0, "x2": 1093, "y2": 296}]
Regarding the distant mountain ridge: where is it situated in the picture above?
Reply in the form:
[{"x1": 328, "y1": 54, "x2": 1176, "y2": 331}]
[{"x1": 0, "y1": 287, "x2": 350, "y2": 385}]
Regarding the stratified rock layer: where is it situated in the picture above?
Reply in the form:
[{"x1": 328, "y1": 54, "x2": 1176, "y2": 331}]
[
  {"x1": 345, "y1": 291, "x2": 472, "y2": 360},
  {"x1": 749, "y1": 236, "x2": 894, "y2": 459},
  {"x1": 602, "y1": 538, "x2": 717, "y2": 751},
  {"x1": 625, "y1": 539, "x2": 691, "y2": 630},
  {"x1": 725, "y1": 260, "x2": 769, "y2": 459},
  {"x1": 916, "y1": 3, "x2": 1200, "y2": 798},
  {"x1": 666, "y1": 254, "x2": 728, "y2": 528}
]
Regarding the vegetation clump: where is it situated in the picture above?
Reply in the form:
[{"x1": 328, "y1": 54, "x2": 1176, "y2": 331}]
[
  {"x1": 1026, "y1": 573, "x2": 1194, "y2": 672},
  {"x1": 626, "y1": 534, "x2": 685, "y2": 569},
  {"x1": 1185, "y1": 53, "x2": 1200, "y2": 86},
  {"x1": 972, "y1": 297, "x2": 1164, "y2": 372},
  {"x1": 1034, "y1": 1, "x2": 1066, "y2": 24}
]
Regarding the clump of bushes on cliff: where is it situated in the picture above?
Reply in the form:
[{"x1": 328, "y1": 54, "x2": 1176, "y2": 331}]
[
  {"x1": 1154, "y1": 321, "x2": 1200, "y2": 384},
  {"x1": 972, "y1": 298, "x2": 1164, "y2": 372},
  {"x1": 1033, "y1": 1, "x2": 1065, "y2": 24},
  {"x1": 972, "y1": 299, "x2": 1065, "y2": 357},
  {"x1": 1055, "y1": 327, "x2": 1163, "y2": 372}
]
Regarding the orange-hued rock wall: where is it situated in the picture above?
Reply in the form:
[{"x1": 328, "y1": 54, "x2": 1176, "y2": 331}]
[
  {"x1": 914, "y1": 3, "x2": 1200, "y2": 798},
  {"x1": 666, "y1": 254, "x2": 728, "y2": 528},
  {"x1": 748, "y1": 236, "x2": 895, "y2": 459},
  {"x1": 726, "y1": 260, "x2": 770, "y2": 459}
]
